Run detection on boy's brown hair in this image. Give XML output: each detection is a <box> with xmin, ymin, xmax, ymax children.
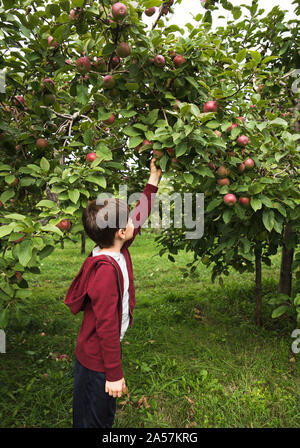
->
<box><xmin>82</xmin><ymin>197</ymin><xmax>130</xmax><ymax>249</ymax></box>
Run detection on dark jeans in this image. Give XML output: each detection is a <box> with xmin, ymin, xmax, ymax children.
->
<box><xmin>73</xmin><ymin>345</ymin><xmax>122</xmax><ymax>428</ymax></box>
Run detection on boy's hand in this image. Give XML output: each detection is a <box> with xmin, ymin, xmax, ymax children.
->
<box><xmin>105</xmin><ymin>377</ymin><xmax>127</xmax><ymax>398</ymax></box>
<box><xmin>148</xmin><ymin>157</ymin><xmax>162</xmax><ymax>187</ymax></box>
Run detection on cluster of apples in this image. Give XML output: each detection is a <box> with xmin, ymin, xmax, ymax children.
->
<box><xmin>204</xmin><ymin>106</ymin><xmax>254</xmax><ymax>208</ymax></box>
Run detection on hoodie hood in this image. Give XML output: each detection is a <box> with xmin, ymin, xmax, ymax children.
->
<box><xmin>64</xmin><ymin>250</ymin><xmax>122</xmax><ymax>315</ymax></box>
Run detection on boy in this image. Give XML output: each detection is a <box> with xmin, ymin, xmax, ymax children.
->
<box><xmin>64</xmin><ymin>158</ymin><xmax>161</xmax><ymax>428</ymax></box>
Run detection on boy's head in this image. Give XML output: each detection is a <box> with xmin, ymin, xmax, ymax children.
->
<box><xmin>82</xmin><ymin>197</ymin><xmax>134</xmax><ymax>249</ymax></box>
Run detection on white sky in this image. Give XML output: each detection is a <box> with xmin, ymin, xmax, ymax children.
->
<box><xmin>144</xmin><ymin>0</ymin><xmax>297</xmax><ymax>31</ymax></box>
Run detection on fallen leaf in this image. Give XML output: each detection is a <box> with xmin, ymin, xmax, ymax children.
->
<box><xmin>137</xmin><ymin>396</ymin><xmax>150</xmax><ymax>409</ymax></box>
<box><xmin>184</xmin><ymin>395</ymin><xmax>195</xmax><ymax>405</ymax></box>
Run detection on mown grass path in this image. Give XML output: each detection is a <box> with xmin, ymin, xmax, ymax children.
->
<box><xmin>0</xmin><ymin>231</ymin><xmax>299</xmax><ymax>428</ymax></box>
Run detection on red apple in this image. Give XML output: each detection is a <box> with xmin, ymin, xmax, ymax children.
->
<box><xmin>142</xmin><ymin>139</ymin><xmax>152</xmax><ymax>148</ymax></box>
<box><xmin>217</xmin><ymin>178</ymin><xmax>230</xmax><ymax>186</ymax></box>
<box><xmin>111</xmin><ymin>2</ymin><xmax>127</xmax><ymax>20</ymax></box>
<box><xmin>236</xmin><ymin>116</ymin><xmax>245</xmax><ymax>123</ymax></box>
<box><xmin>238</xmin><ymin>163</ymin><xmax>245</xmax><ymax>173</ymax></box>
<box><xmin>15</xmin><ymin>272</ymin><xmax>22</xmax><ymax>281</ymax></box>
<box><xmin>104</xmin><ymin>114</ymin><xmax>115</xmax><ymax>125</ymax></box>
<box><xmin>153</xmin><ymin>149</ymin><xmax>164</xmax><ymax>159</ymax></box>
<box><xmin>14</xmin><ymin>95</ymin><xmax>25</xmax><ymax>107</ymax></box>
<box><xmin>154</xmin><ymin>55</ymin><xmax>165</xmax><ymax>67</ymax></box>
<box><xmin>145</xmin><ymin>7</ymin><xmax>156</xmax><ymax>16</ymax></box>
<box><xmin>111</xmin><ymin>56</ymin><xmax>121</xmax><ymax>68</ymax></box>
<box><xmin>76</xmin><ymin>56</ymin><xmax>91</xmax><ymax>74</ymax></box>
<box><xmin>244</xmin><ymin>158</ymin><xmax>255</xmax><ymax>169</ymax></box>
<box><xmin>214</xmin><ymin>130</ymin><xmax>222</xmax><ymax>137</ymax></box>
<box><xmin>227</xmin><ymin>123</ymin><xmax>238</xmax><ymax>133</ymax></box>
<box><xmin>167</xmin><ymin>148</ymin><xmax>175</xmax><ymax>156</ymax></box>
<box><xmin>14</xmin><ymin>232</ymin><xmax>24</xmax><ymax>244</ymax></box>
<box><xmin>86</xmin><ymin>152</ymin><xmax>97</xmax><ymax>162</ymax></box>
<box><xmin>116</xmin><ymin>43</ymin><xmax>131</xmax><ymax>58</ymax></box>
<box><xmin>237</xmin><ymin>135</ymin><xmax>249</xmax><ymax>146</ymax></box>
<box><xmin>103</xmin><ymin>75</ymin><xmax>115</xmax><ymax>89</ymax></box>
<box><xmin>69</xmin><ymin>8</ymin><xmax>81</xmax><ymax>20</ymax></box>
<box><xmin>93</xmin><ymin>57</ymin><xmax>106</xmax><ymax>72</ymax></box>
<box><xmin>59</xmin><ymin>354</ymin><xmax>68</xmax><ymax>361</ymax></box>
<box><xmin>173</xmin><ymin>55</ymin><xmax>186</xmax><ymax>67</ymax></box>
<box><xmin>217</xmin><ymin>165</ymin><xmax>230</xmax><ymax>178</ymax></box>
<box><xmin>203</xmin><ymin>101</ymin><xmax>218</xmax><ymax>113</ymax></box>
<box><xmin>47</xmin><ymin>36</ymin><xmax>58</xmax><ymax>48</ymax></box>
<box><xmin>239</xmin><ymin>197</ymin><xmax>250</xmax><ymax>207</ymax></box>
<box><xmin>42</xmin><ymin>78</ymin><xmax>55</xmax><ymax>89</ymax></box>
<box><xmin>56</xmin><ymin>219</ymin><xmax>71</xmax><ymax>231</ymax></box>
<box><xmin>160</xmin><ymin>5</ymin><xmax>169</xmax><ymax>15</ymax></box>
<box><xmin>223</xmin><ymin>194</ymin><xmax>237</xmax><ymax>206</ymax></box>
<box><xmin>65</xmin><ymin>59</ymin><xmax>72</xmax><ymax>65</ymax></box>
<box><xmin>36</xmin><ymin>138</ymin><xmax>48</xmax><ymax>148</ymax></box>
<box><xmin>208</xmin><ymin>161</ymin><xmax>216</xmax><ymax>170</ymax></box>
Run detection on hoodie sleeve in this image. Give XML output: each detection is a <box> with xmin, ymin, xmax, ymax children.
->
<box><xmin>87</xmin><ymin>263</ymin><xmax>123</xmax><ymax>382</ymax></box>
<box><xmin>123</xmin><ymin>182</ymin><xmax>158</xmax><ymax>250</ymax></box>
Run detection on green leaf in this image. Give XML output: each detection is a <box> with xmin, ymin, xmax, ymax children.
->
<box><xmin>83</xmin><ymin>129</ymin><xmax>93</xmax><ymax>146</ymax></box>
<box><xmin>176</xmin><ymin>143</ymin><xmax>188</xmax><ymax>157</ymax></box>
<box><xmin>205</xmin><ymin>120</ymin><xmax>220</xmax><ymax>129</ymax></box>
<box><xmin>183</xmin><ymin>173</ymin><xmax>194</xmax><ymax>184</ymax></box>
<box><xmin>236</xmin><ymin>48</ymin><xmax>247</xmax><ymax>62</ymax></box>
<box><xmin>146</xmin><ymin>109</ymin><xmax>159</xmax><ymax>125</ymax></box>
<box><xmin>36</xmin><ymin>200</ymin><xmax>57</xmax><ymax>208</ymax></box>
<box><xmin>223</xmin><ymin>208</ymin><xmax>233</xmax><ymax>224</ymax></box>
<box><xmin>18</xmin><ymin>239</ymin><xmax>33</xmax><ymax>267</ymax></box>
<box><xmin>42</xmin><ymin>224</ymin><xmax>63</xmax><ymax>236</ymax></box>
<box><xmin>262</xmin><ymin>209</ymin><xmax>275</xmax><ymax>232</ymax></box>
<box><xmin>123</xmin><ymin>126</ymin><xmax>141</xmax><ymax>137</ymax></box>
<box><xmin>0</xmin><ymin>225</ymin><xmax>14</xmax><ymax>238</ymax></box>
<box><xmin>39</xmin><ymin>245</ymin><xmax>55</xmax><ymax>260</ymax></box>
<box><xmin>76</xmin><ymin>84</ymin><xmax>89</xmax><ymax>104</ymax></box>
<box><xmin>250</xmin><ymin>51</ymin><xmax>261</xmax><ymax>64</ymax></box>
<box><xmin>0</xmin><ymin>189</ymin><xmax>15</xmax><ymax>203</ymax></box>
<box><xmin>269</xmin><ymin>118</ymin><xmax>288</xmax><ymax>127</ymax></box>
<box><xmin>185</xmin><ymin>76</ymin><xmax>199</xmax><ymax>91</ymax></box>
<box><xmin>248</xmin><ymin>183</ymin><xmax>265</xmax><ymax>195</ymax></box>
<box><xmin>4</xmin><ymin>213</ymin><xmax>26</xmax><ymax>220</ymax></box>
<box><xmin>206</xmin><ymin>198</ymin><xmax>222</xmax><ymax>213</ymax></box>
<box><xmin>251</xmin><ymin>198</ymin><xmax>262</xmax><ymax>212</ymax></box>
<box><xmin>85</xmin><ymin>176</ymin><xmax>106</xmax><ymax>189</ymax></box>
<box><xmin>128</xmin><ymin>136</ymin><xmax>143</xmax><ymax>149</ymax></box>
<box><xmin>40</xmin><ymin>157</ymin><xmax>50</xmax><ymax>172</ymax></box>
<box><xmin>95</xmin><ymin>143</ymin><xmax>113</xmax><ymax>161</ymax></box>
<box><xmin>68</xmin><ymin>189</ymin><xmax>80</xmax><ymax>204</ymax></box>
<box><xmin>272</xmin><ymin>305</ymin><xmax>290</xmax><ymax>319</ymax></box>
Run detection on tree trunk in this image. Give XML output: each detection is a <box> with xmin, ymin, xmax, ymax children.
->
<box><xmin>255</xmin><ymin>246</ymin><xmax>263</xmax><ymax>327</ymax></box>
<box><xmin>279</xmin><ymin>224</ymin><xmax>295</xmax><ymax>297</ymax></box>
<box><xmin>81</xmin><ymin>232</ymin><xmax>86</xmax><ymax>255</ymax></box>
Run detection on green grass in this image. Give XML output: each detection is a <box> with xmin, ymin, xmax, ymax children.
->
<box><xmin>0</xmin><ymin>231</ymin><xmax>299</xmax><ymax>428</ymax></box>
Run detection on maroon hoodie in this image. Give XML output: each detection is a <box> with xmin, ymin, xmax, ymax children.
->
<box><xmin>64</xmin><ymin>183</ymin><xmax>158</xmax><ymax>382</ymax></box>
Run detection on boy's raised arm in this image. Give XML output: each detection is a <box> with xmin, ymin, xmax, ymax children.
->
<box><xmin>123</xmin><ymin>158</ymin><xmax>161</xmax><ymax>250</ymax></box>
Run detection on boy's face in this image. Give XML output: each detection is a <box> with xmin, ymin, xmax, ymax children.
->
<box><xmin>118</xmin><ymin>217</ymin><xmax>134</xmax><ymax>243</ymax></box>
